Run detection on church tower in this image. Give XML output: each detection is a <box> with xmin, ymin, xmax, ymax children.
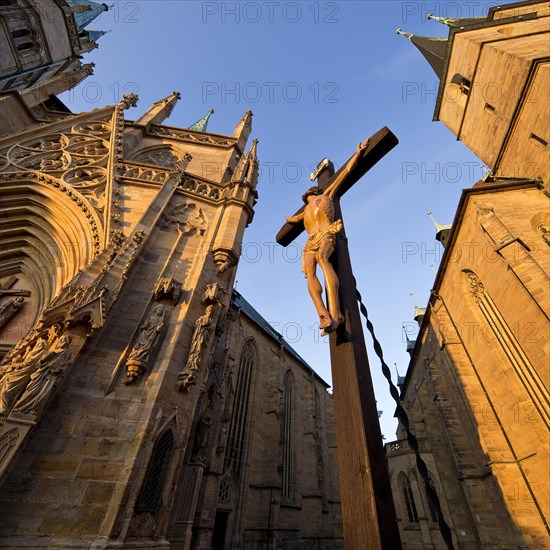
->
<box><xmin>399</xmin><ymin>1</ymin><xmax>549</xmax><ymax>186</ymax></box>
<box><xmin>0</xmin><ymin>86</ymin><xmax>260</xmax><ymax>548</ymax></box>
<box><xmin>390</xmin><ymin>2</ymin><xmax>549</xmax><ymax>548</ymax></box>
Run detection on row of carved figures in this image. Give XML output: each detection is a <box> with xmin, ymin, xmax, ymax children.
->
<box><xmin>0</xmin><ymin>275</ymin><xmax>226</xmax><ymax>420</ymax></box>
<box><xmin>0</xmin><ymin>325</ymin><xmax>72</xmax><ymax>417</ymax></box>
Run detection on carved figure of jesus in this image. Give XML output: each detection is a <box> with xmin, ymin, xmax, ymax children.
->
<box><xmin>285</xmin><ymin>138</ymin><xmax>370</xmax><ymax>334</ymax></box>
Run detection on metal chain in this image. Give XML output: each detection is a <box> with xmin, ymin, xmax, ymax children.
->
<box><xmin>355</xmin><ymin>285</ymin><xmax>455</xmax><ymax>550</ymax></box>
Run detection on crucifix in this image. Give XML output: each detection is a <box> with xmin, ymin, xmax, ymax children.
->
<box><xmin>0</xmin><ymin>276</ymin><xmax>31</xmax><ymax>300</ymax></box>
<box><xmin>277</xmin><ymin>127</ymin><xmax>401</xmax><ymax>549</ymax></box>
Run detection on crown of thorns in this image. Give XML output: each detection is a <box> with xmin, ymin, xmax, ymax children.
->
<box><xmin>302</xmin><ymin>186</ymin><xmax>324</xmax><ymax>203</ymax></box>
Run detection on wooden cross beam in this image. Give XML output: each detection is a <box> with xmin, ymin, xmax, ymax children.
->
<box><xmin>277</xmin><ymin>127</ymin><xmax>398</xmax><ymax>245</ymax></box>
<box><xmin>0</xmin><ymin>276</ymin><xmax>31</xmax><ymax>299</ymax></box>
<box><xmin>276</xmin><ymin>126</ymin><xmax>401</xmax><ymax>549</ymax></box>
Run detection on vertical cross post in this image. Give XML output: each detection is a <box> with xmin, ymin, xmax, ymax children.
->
<box><xmin>319</xmin><ymin>166</ymin><xmax>400</xmax><ymax>549</ymax></box>
<box><xmin>276</xmin><ymin>127</ymin><xmax>401</xmax><ymax>548</ymax></box>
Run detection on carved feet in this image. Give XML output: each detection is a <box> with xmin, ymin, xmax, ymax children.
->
<box><xmin>319</xmin><ymin>314</ymin><xmax>344</xmax><ymax>336</ymax></box>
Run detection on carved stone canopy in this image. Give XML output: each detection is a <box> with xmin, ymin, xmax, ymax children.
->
<box><xmin>153</xmin><ymin>277</ymin><xmax>182</xmax><ymax>305</ymax></box>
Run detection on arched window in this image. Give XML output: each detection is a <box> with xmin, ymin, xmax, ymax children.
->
<box><xmin>12</xmin><ymin>28</ymin><xmax>39</xmax><ymax>52</ymax></box>
<box><xmin>12</xmin><ymin>29</ymin><xmax>32</xmax><ymax>39</ymax></box>
<box><xmin>223</xmin><ymin>341</ymin><xmax>255</xmax><ymax>481</ymax></box>
<box><xmin>133</xmin><ymin>147</ymin><xmax>179</xmax><ymax>167</ymax></box>
<box><xmin>282</xmin><ymin>370</ymin><xmax>294</xmax><ymax>499</ymax></box>
<box><xmin>425</xmin><ymin>473</ymin><xmax>439</xmax><ymax>524</ymax></box>
<box><xmin>135</xmin><ymin>429</ymin><xmax>174</xmax><ymax>513</ymax></box>
<box><xmin>218</xmin><ymin>477</ymin><xmax>233</xmax><ymax>505</ymax></box>
<box><xmin>400</xmin><ymin>472</ymin><xmax>419</xmax><ymax>525</ymax></box>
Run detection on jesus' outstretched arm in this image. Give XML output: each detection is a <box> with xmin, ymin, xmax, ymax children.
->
<box><xmin>325</xmin><ymin>138</ymin><xmax>370</xmax><ymax>199</ymax></box>
<box><xmin>285</xmin><ymin>211</ymin><xmax>305</xmax><ymax>224</ymax></box>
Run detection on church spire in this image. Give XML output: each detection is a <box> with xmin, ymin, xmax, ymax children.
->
<box><xmin>135</xmin><ymin>91</ymin><xmax>181</xmax><ymax>126</ymax></box>
<box><xmin>232</xmin><ymin>139</ymin><xmax>259</xmax><ymax>189</ymax></box>
<box><xmin>428</xmin><ymin>211</ymin><xmax>452</xmax><ymax>248</ymax></box>
<box><xmin>67</xmin><ymin>0</ymin><xmax>109</xmax><ymax>32</ymax></box>
<box><xmin>233</xmin><ymin>110</ymin><xmax>253</xmax><ymax>152</ymax></box>
<box><xmin>396</xmin><ymin>28</ymin><xmax>448</xmax><ymax>79</ymax></box>
<box><xmin>245</xmin><ymin>139</ymin><xmax>259</xmax><ymax>188</ymax></box>
<box><xmin>188</xmin><ymin>108</ymin><xmax>215</xmax><ymax>132</ymax></box>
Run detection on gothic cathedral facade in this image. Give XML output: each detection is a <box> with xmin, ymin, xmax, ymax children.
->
<box><xmin>0</xmin><ymin>3</ymin><xmax>343</xmax><ymax>549</ymax></box>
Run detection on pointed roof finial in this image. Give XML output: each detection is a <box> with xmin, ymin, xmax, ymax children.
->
<box><xmin>86</xmin><ymin>29</ymin><xmax>109</xmax><ymax>43</ymax></box>
<box><xmin>427</xmin><ymin>13</ymin><xmax>456</xmax><ymax>26</ymax></box>
<box><xmin>233</xmin><ymin>110</ymin><xmax>253</xmax><ymax>151</ymax></box>
<box><xmin>396</xmin><ymin>28</ymin><xmax>448</xmax><ymax>79</ymax></box>
<box><xmin>67</xmin><ymin>0</ymin><xmax>109</xmax><ymax>32</ymax></box>
<box><xmin>395</xmin><ymin>362</ymin><xmax>408</xmax><ymax>387</ymax></box>
<box><xmin>188</xmin><ymin>108</ymin><xmax>215</xmax><ymax>132</ymax></box>
<box><xmin>232</xmin><ymin>139</ymin><xmax>259</xmax><ymax>188</ymax></box>
<box><xmin>135</xmin><ymin>91</ymin><xmax>181</xmax><ymax>126</ymax></box>
<box><xmin>427</xmin><ymin>12</ymin><xmax>486</xmax><ymax>28</ymax></box>
<box><xmin>396</xmin><ymin>28</ymin><xmax>414</xmax><ymax>40</ymax></box>
<box><xmin>154</xmin><ymin>91</ymin><xmax>181</xmax><ymax>105</ymax></box>
<box><xmin>428</xmin><ymin>211</ymin><xmax>452</xmax><ymax>248</ymax></box>
<box><xmin>248</xmin><ymin>138</ymin><xmax>258</xmax><ymax>157</ymax></box>
<box><xmin>409</xmin><ymin>292</ymin><xmax>426</xmax><ymax>326</ymax></box>
<box><xmin>427</xmin><ymin>211</ymin><xmax>451</xmax><ymax>233</ymax></box>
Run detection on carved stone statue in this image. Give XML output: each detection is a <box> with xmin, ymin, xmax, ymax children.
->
<box><xmin>0</xmin><ymin>296</ymin><xmax>25</xmax><ymax>329</ymax></box>
<box><xmin>13</xmin><ymin>335</ymin><xmax>73</xmax><ymax>415</ymax></box>
<box><xmin>285</xmin><ymin>139</ymin><xmax>370</xmax><ymax>334</ymax></box>
<box><xmin>187</xmin><ymin>305</ymin><xmax>214</xmax><ymax>367</ymax></box>
<box><xmin>202</xmin><ymin>283</ymin><xmax>224</xmax><ymax>306</ymax></box>
<box><xmin>0</xmin><ymin>337</ymin><xmax>48</xmax><ymax>416</ymax></box>
<box><xmin>192</xmin><ymin>413</ymin><xmax>212</xmax><ymax>463</ymax></box>
<box><xmin>176</xmin><ymin>305</ymin><xmax>215</xmax><ymax>392</ymax></box>
<box><xmin>125</xmin><ymin>305</ymin><xmax>165</xmax><ymax>384</ymax></box>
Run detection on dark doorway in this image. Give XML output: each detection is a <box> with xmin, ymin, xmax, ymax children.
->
<box><xmin>211</xmin><ymin>510</ymin><xmax>229</xmax><ymax>549</ymax></box>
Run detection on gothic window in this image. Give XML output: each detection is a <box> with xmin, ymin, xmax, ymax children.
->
<box><xmin>450</xmin><ymin>73</ymin><xmax>471</xmax><ymax>95</ymax></box>
<box><xmin>282</xmin><ymin>370</ymin><xmax>294</xmax><ymax>499</ymax></box>
<box><xmin>12</xmin><ymin>29</ymin><xmax>31</xmax><ymax>39</ymax></box>
<box><xmin>218</xmin><ymin>477</ymin><xmax>233</xmax><ymax>505</ymax></box>
<box><xmin>12</xmin><ymin>28</ymin><xmax>39</xmax><ymax>53</ymax></box>
<box><xmin>223</xmin><ymin>340</ymin><xmax>255</xmax><ymax>481</ymax></box>
<box><xmin>425</xmin><ymin>473</ymin><xmax>439</xmax><ymax>524</ymax></box>
<box><xmin>134</xmin><ymin>148</ymin><xmax>179</xmax><ymax>167</ymax></box>
<box><xmin>135</xmin><ymin>428</ymin><xmax>174</xmax><ymax>513</ymax></box>
<box><xmin>400</xmin><ymin>472</ymin><xmax>419</xmax><ymax>525</ymax></box>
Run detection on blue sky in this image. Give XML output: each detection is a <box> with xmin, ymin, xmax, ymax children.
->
<box><xmin>62</xmin><ymin>0</ymin><xmax>497</xmax><ymax>438</ymax></box>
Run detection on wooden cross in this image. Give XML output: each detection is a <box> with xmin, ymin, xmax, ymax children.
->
<box><xmin>0</xmin><ymin>276</ymin><xmax>31</xmax><ymax>299</ymax></box>
<box><xmin>277</xmin><ymin>127</ymin><xmax>401</xmax><ymax>549</ymax></box>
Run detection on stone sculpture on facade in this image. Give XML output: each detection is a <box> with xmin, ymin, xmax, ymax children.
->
<box><xmin>285</xmin><ymin>139</ymin><xmax>370</xmax><ymax>334</ymax></box>
<box><xmin>176</xmin><ymin>305</ymin><xmax>215</xmax><ymax>392</ymax></box>
<box><xmin>192</xmin><ymin>412</ymin><xmax>212</xmax><ymax>463</ymax></box>
<box><xmin>13</xmin><ymin>335</ymin><xmax>73</xmax><ymax>415</ymax></box>
<box><xmin>0</xmin><ymin>278</ymin><xmax>31</xmax><ymax>331</ymax></box>
<box><xmin>0</xmin><ymin>337</ymin><xmax>48</xmax><ymax>415</ymax></box>
<box><xmin>125</xmin><ymin>305</ymin><xmax>165</xmax><ymax>384</ymax></box>
<box><xmin>0</xmin><ymin>296</ymin><xmax>25</xmax><ymax>330</ymax></box>
<box><xmin>153</xmin><ymin>277</ymin><xmax>182</xmax><ymax>305</ymax></box>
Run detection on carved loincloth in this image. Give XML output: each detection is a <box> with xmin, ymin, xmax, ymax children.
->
<box><xmin>302</xmin><ymin>219</ymin><xmax>343</xmax><ymax>274</ymax></box>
